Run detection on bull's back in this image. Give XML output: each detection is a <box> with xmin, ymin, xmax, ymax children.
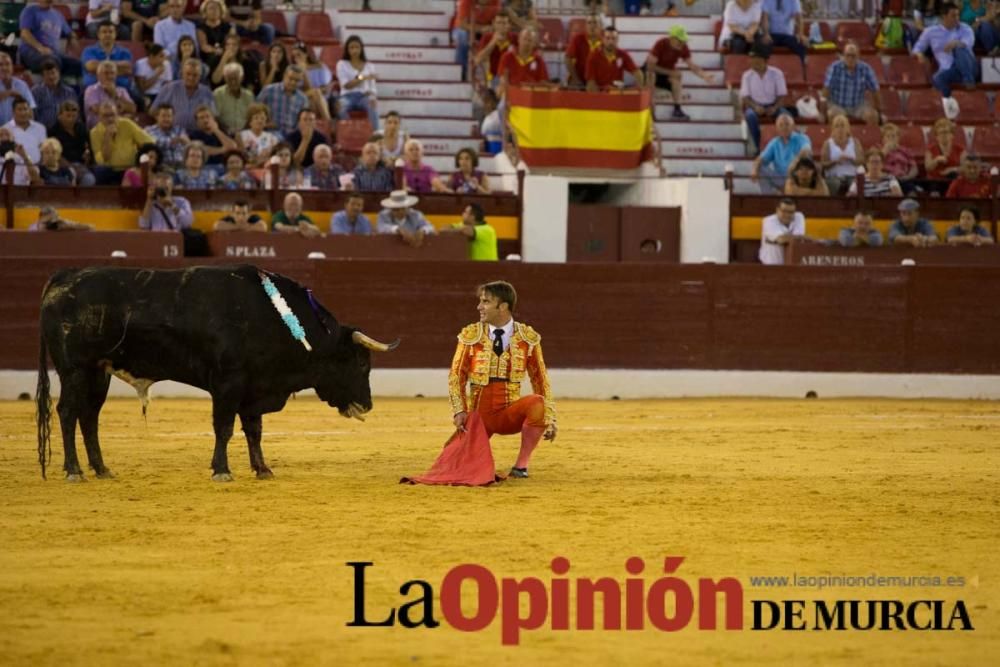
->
<box><xmin>40</xmin><ymin>266</ymin><xmax>262</xmax><ymax>379</ymax></box>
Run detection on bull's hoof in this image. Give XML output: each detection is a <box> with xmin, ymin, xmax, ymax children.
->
<box><xmin>95</xmin><ymin>469</ymin><xmax>115</xmax><ymax>480</ymax></box>
<box><xmin>211</xmin><ymin>472</ymin><xmax>234</xmax><ymax>482</ymax></box>
<box><xmin>256</xmin><ymin>469</ymin><xmax>274</xmax><ymax>480</ymax></box>
<box><xmin>65</xmin><ymin>473</ymin><xmax>86</xmax><ymax>483</ymax></box>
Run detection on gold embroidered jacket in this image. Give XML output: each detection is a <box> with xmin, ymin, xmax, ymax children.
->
<box><xmin>448</xmin><ymin>321</ymin><xmax>556</xmax><ymax>426</ymax></box>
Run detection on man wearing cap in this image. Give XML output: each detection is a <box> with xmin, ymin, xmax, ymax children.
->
<box><xmin>376</xmin><ymin>189</ymin><xmax>436</xmax><ymax>248</ymax></box>
<box><xmin>820</xmin><ymin>42</ymin><xmax>881</xmax><ymax>126</ymax></box>
<box><xmin>945</xmin><ymin>154</ymin><xmax>994</xmax><ymax>198</ymax></box>
<box><xmin>740</xmin><ymin>48</ymin><xmax>795</xmax><ymax>154</ymax></box>
<box><xmin>889</xmin><ymin>198</ymin><xmax>939</xmax><ymax>247</ymax></box>
<box><xmin>645</xmin><ymin>24</ymin><xmax>716</xmax><ymax>121</ymax></box>
<box><xmin>448</xmin><ymin>280</ymin><xmax>556</xmax><ymax>479</ymax></box>
<box><xmin>586</xmin><ymin>26</ymin><xmax>644</xmax><ymax>91</ymax></box>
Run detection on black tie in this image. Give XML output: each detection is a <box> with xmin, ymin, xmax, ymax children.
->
<box><xmin>492</xmin><ymin>329</ymin><xmax>505</xmax><ymax>356</ymax></box>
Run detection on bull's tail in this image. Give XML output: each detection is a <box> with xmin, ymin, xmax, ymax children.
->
<box><xmin>36</xmin><ymin>327</ymin><xmax>52</xmax><ymax>480</ymax></box>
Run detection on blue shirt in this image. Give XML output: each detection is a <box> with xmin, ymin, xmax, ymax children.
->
<box><xmin>762</xmin><ymin>0</ymin><xmax>801</xmax><ymax>36</ymax></box>
<box><xmin>151</xmin><ymin>81</ymin><xmax>217</xmax><ymax>133</ymax></box>
<box><xmin>0</xmin><ymin>78</ymin><xmax>36</xmax><ymax>126</ymax></box>
<box><xmin>330</xmin><ymin>210</ymin><xmax>373</xmax><ymax>235</ymax></box>
<box><xmin>760</xmin><ymin>131</ymin><xmax>811</xmax><ymax>177</ymax></box>
<box><xmin>351</xmin><ymin>164</ymin><xmax>395</xmax><ymax>192</ymax></box>
<box><xmin>153</xmin><ymin>18</ymin><xmax>197</xmax><ymax>58</ymax></box>
<box><xmin>18</xmin><ymin>6</ymin><xmax>71</xmax><ymax>53</ymax></box>
<box><xmin>912</xmin><ymin>22</ymin><xmax>975</xmax><ymax>70</ymax></box>
<box><xmin>824</xmin><ymin>60</ymin><xmax>879</xmax><ymax>110</ymax></box>
<box><xmin>946</xmin><ymin>224</ymin><xmax>992</xmax><ymax>239</ymax></box>
<box><xmin>81</xmin><ymin>44</ymin><xmax>134</xmax><ymax>88</ymax></box>
<box><xmin>838</xmin><ymin>228</ymin><xmax>884</xmax><ymax>247</ymax></box>
<box><xmin>888</xmin><ymin>217</ymin><xmax>937</xmax><ymax>242</ymax></box>
<box><xmin>376</xmin><ymin>209</ymin><xmax>435</xmax><ymax>236</ymax></box>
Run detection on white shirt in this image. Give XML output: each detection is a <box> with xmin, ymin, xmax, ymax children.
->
<box><xmin>336</xmin><ymin>60</ymin><xmax>377</xmax><ymax>97</ymax></box>
<box><xmin>720</xmin><ymin>0</ymin><xmax>763</xmax><ymax>44</ymax></box>
<box><xmin>135</xmin><ymin>57</ymin><xmax>174</xmax><ymax>97</ymax></box>
<box><xmin>3</xmin><ymin>119</ymin><xmax>46</xmax><ymax>164</ymax></box>
<box><xmin>759</xmin><ymin>212</ymin><xmax>805</xmax><ymax>265</ymax></box>
<box><xmin>488</xmin><ymin>319</ymin><xmax>515</xmax><ymax>353</ymax></box>
<box><xmin>0</xmin><ymin>153</ymin><xmax>33</xmax><ymax>185</ymax></box>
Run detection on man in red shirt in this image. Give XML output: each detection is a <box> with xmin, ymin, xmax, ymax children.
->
<box><xmin>646</xmin><ymin>24</ymin><xmax>716</xmax><ymax>120</ymax></box>
<box><xmin>498</xmin><ymin>26</ymin><xmax>553</xmax><ymax>97</ymax></box>
<box><xmin>585</xmin><ymin>26</ymin><xmax>644</xmax><ymax>91</ymax></box>
<box><xmin>474</xmin><ymin>13</ymin><xmax>517</xmax><ymax>87</ymax></box>
<box><xmin>564</xmin><ymin>13</ymin><xmax>602</xmax><ymax>88</ymax></box>
<box><xmin>454</xmin><ymin>0</ymin><xmax>502</xmax><ymax>80</ymax></box>
<box><xmin>946</xmin><ymin>154</ymin><xmax>994</xmax><ymax>198</ymax></box>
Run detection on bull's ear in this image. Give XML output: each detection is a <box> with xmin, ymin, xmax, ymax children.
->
<box><xmin>352</xmin><ymin>331</ymin><xmax>399</xmax><ymax>352</ymax></box>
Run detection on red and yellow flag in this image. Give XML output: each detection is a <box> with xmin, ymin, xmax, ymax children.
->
<box><xmin>507</xmin><ymin>88</ymin><xmax>654</xmax><ymax>169</ymax></box>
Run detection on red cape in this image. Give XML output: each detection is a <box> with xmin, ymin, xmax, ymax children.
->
<box><xmin>401</xmin><ymin>412</ymin><xmax>503</xmax><ymax>486</ymax></box>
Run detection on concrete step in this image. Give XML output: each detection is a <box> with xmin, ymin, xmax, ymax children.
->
<box><xmin>379</xmin><ymin>98</ymin><xmax>473</xmax><ymax>118</ymax></box>
<box><xmin>373</xmin><ymin>61</ymin><xmax>461</xmax><ymax>81</ymax></box>
<box><xmin>424</xmin><ymin>154</ymin><xmax>497</xmax><ymax>172</ymax></box>
<box><xmin>655</xmin><ymin>122</ymin><xmax>743</xmax><ymax>140</ymax></box>
<box><xmin>619</xmin><ymin>33</ymin><xmax>716</xmax><ymax>52</ymax></box>
<box><xmin>402</xmin><ymin>117</ymin><xmax>476</xmax><ymax>137</ymax></box>
<box><xmin>732</xmin><ymin>176</ymin><xmax>760</xmax><ymax>194</ymax></box>
<box><xmin>352</xmin><ymin>27</ymin><xmax>451</xmax><ymax>46</ymax></box>
<box><xmin>338</xmin><ymin>10</ymin><xmax>451</xmax><ymax>30</ymax></box>
<box><xmin>653</xmin><ymin>104</ymin><xmax>734</xmax><ymax>121</ymax></box>
<box><xmin>661</xmin><ymin>140</ymin><xmax>748</xmax><ymax>158</ymax></box>
<box><xmin>663</xmin><ymin>157</ymin><xmax>753</xmax><ymax>176</ymax></box>
<box><xmin>615</xmin><ymin>16</ymin><xmax>716</xmax><ymax>33</ymax></box>
<box><xmin>418</xmin><ymin>136</ymin><xmax>483</xmax><ymax>155</ymax></box>
<box><xmin>366</xmin><ymin>45</ymin><xmax>455</xmax><ymax>64</ymax></box>
<box><xmin>657</xmin><ymin>87</ymin><xmax>732</xmax><ymax>104</ymax></box>
<box><xmin>331</xmin><ymin>0</ymin><xmax>454</xmax><ymax>12</ymax></box>
<box><xmin>379</xmin><ymin>80</ymin><xmax>472</xmax><ymax>99</ymax></box>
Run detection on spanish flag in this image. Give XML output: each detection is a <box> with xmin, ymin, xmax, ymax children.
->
<box><xmin>507</xmin><ymin>88</ymin><xmax>654</xmax><ymax>169</ymax></box>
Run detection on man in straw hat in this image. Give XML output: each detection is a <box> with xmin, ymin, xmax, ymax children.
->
<box><xmin>376</xmin><ymin>189</ymin><xmax>436</xmax><ymax>248</ymax></box>
<box><xmin>645</xmin><ymin>24</ymin><xmax>716</xmax><ymax>121</ymax></box>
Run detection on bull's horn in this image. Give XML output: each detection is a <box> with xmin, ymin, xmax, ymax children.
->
<box><xmin>352</xmin><ymin>331</ymin><xmax>399</xmax><ymax>352</ymax></box>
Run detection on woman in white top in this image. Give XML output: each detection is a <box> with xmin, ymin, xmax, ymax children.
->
<box><xmin>379</xmin><ymin>110</ymin><xmax>407</xmax><ymax>166</ymax></box>
<box><xmin>821</xmin><ymin>114</ymin><xmax>863</xmax><ymax>196</ymax></box>
<box><xmin>336</xmin><ymin>35</ymin><xmax>379</xmax><ymax>131</ymax></box>
<box><xmin>237</xmin><ymin>103</ymin><xmax>281</xmax><ymax>168</ymax></box>
<box><xmin>719</xmin><ymin>0</ymin><xmax>763</xmax><ymax>54</ymax></box>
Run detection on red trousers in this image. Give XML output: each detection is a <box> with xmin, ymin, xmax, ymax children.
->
<box><xmin>476</xmin><ymin>381</ymin><xmax>546</xmax><ymax>436</ymax></box>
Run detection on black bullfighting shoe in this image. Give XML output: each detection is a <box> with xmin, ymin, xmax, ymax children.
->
<box><xmin>509</xmin><ymin>467</ymin><xmax>529</xmax><ymax>478</ymax></box>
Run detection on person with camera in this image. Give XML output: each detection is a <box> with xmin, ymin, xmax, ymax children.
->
<box><xmin>0</xmin><ymin>125</ymin><xmax>42</xmax><ymax>185</ymax></box>
<box><xmin>139</xmin><ymin>167</ymin><xmax>193</xmax><ymax>231</ymax></box>
<box><xmin>31</xmin><ymin>205</ymin><xmax>94</xmax><ymax>231</ymax></box>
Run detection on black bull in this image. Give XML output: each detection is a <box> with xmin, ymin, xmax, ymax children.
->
<box><xmin>36</xmin><ymin>265</ymin><xmax>397</xmax><ymax>481</ymax></box>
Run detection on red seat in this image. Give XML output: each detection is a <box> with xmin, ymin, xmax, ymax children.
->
<box><xmin>886</xmin><ymin>56</ymin><xmax>929</xmax><ymax>87</ymax></box>
<box><xmin>972</xmin><ymin>126</ymin><xmax>1000</xmax><ymax>158</ymax></box>
<box><xmin>261</xmin><ymin>10</ymin><xmax>290</xmax><ymax>38</ymax></box>
<box><xmin>803</xmin><ymin>124</ymin><xmax>830</xmax><ymax>149</ymax></box>
<box><xmin>896</xmin><ymin>124</ymin><xmax>927</xmax><ymax>152</ymax></box>
<box><xmin>905</xmin><ymin>88</ymin><xmax>945</xmax><ymax>123</ymax></box>
<box><xmin>120</xmin><ymin>40</ymin><xmax>146</xmax><ymax>61</ymax></box>
<box><xmin>295</xmin><ymin>11</ymin><xmax>338</xmax><ymax>46</ymax></box>
<box><xmin>319</xmin><ymin>43</ymin><xmax>343</xmax><ymax>73</ymax></box>
<box><xmin>949</xmin><ymin>90</ymin><xmax>992</xmax><ymax>123</ymax></box>
<box><xmin>537</xmin><ymin>17</ymin><xmax>564</xmax><ymax>49</ymax></box>
<box><xmin>724</xmin><ymin>54</ymin><xmax>749</xmax><ymax>87</ymax></box>
<box><xmin>853</xmin><ymin>124</ymin><xmax>881</xmax><ymax>150</ymax></box>
<box><xmin>336</xmin><ymin>119</ymin><xmax>373</xmax><ymax>154</ymax></box>
<box><xmin>805</xmin><ymin>21</ymin><xmax>834</xmax><ymax>43</ymax></box>
<box><xmin>836</xmin><ymin>22</ymin><xmax>875</xmax><ymax>51</ymax></box>
<box><xmin>770</xmin><ymin>54</ymin><xmax>805</xmax><ymax>86</ymax></box>
<box><xmin>881</xmin><ymin>88</ymin><xmax>904</xmax><ymax>121</ymax></box>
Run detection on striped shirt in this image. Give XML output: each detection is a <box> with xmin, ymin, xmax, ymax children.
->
<box><xmin>256</xmin><ymin>83</ymin><xmax>309</xmax><ymax>138</ymax></box>
<box><xmin>352</xmin><ymin>164</ymin><xmax>395</xmax><ymax>192</ymax></box>
<box><xmin>823</xmin><ymin>60</ymin><xmax>879</xmax><ymax>110</ymax></box>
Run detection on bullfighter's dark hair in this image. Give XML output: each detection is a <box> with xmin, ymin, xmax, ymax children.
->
<box><xmin>479</xmin><ymin>281</ymin><xmax>517</xmax><ymax>313</ymax></box>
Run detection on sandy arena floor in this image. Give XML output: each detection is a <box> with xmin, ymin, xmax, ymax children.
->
<box><xmin>0</xmin><ymin>396</ymin><xmax>997</xmax><ymax>666</ymax></box>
